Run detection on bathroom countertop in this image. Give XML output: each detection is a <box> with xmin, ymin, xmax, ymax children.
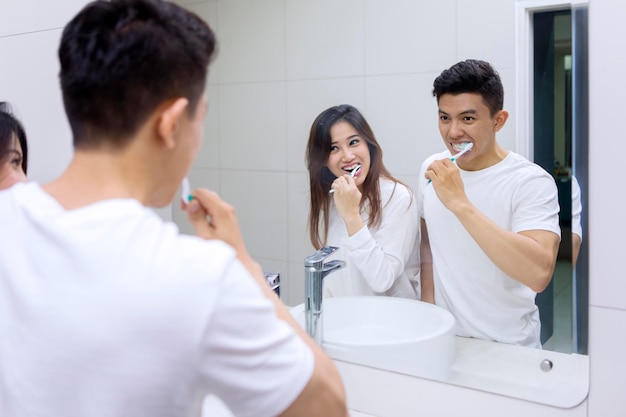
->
<box><xmin>446</xmin><ymin>336</ymin><xmax>589</xmax><ymax>408</ymax></box>
<box><xmin>334</xmin><ymin>336</ymin><xmax>589</xmax><ymax>416</ymax></box>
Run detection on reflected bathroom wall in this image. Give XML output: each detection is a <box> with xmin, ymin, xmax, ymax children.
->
<box><xmin>173</xmin><ymin>0</ymin><xmax>518</xmax><ymax>305</ymax></box>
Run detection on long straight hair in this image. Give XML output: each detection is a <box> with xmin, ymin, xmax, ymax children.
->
<box><xmin>305</xmin><ymin>104</ymin><xmax>403</xmax><ymax>249</ymax></box>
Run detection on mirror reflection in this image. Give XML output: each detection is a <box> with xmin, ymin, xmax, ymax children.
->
<box><xmin>172</xmin><ymin>0</ymin><xmax>589</xmax><ymax>403</ymax></box>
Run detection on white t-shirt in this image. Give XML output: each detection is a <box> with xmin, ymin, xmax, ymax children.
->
<box><xmin>323</xmin><ymin>178</ymin><xmax>420</xmax><ymax>299</ymax></box>
<box><xmin>418</xmin><ymin>151</ymin><xmax>561</xmax><ymax>348</ymax></box>
<box><xmin>0</xmin><ymin>183</ymin><xmax>313</xmax><ymax>417</ymax></box>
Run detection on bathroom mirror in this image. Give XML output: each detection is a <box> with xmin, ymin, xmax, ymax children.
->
<box><xmin>171</xmin><ymin>0</ymin><xmax>589</xmax><ymax>404</ymax></box>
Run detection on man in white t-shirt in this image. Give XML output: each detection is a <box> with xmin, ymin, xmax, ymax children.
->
<box><xmin>0</xmin><ymin>1</ymin><xmax>347</xmax><ymax>416</ymax></box>
<box><xmin>418</xmin><ymin>59</ymin><xmax>561</xmax><ymax>348</ymax></box>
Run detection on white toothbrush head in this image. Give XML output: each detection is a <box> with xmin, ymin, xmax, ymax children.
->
<box><xmin>329</xmin><ymin>163</ymin><xmax>362</xmax><ymax>193</ymax></box>
<box><xmin>181</xmin><ymin>177</ymin><xmax>191</xmax><ymax>204</ymax></box>
<box><xmin>350</xmin><ymin>163</ymin><xmax>362</xmax><ymax>177</ymax></box>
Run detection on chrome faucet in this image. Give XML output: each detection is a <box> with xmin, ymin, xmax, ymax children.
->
<box><xmin>304</xmin><ymin>246</ymin><xmax>346</xmax><ymax>344</ymax></box>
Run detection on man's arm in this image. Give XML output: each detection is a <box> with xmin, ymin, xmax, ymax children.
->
<box><xmin>426</xmin><ymin>158</ymin><xmax>559</xmax><ymax>293</ymax></box>
<box><xmin>453</xmin><ymin>205</ymin><xmax>559</xmax><ymax>292</ymax></box>
<box><xmin>420</xmin><ymin>218</ymin><xmax>435</xmax><ymax>303</ymax></box>
<box><xmin>572</xmin><ymin>232</ymin><xmax>582</xmax><ymax>266</ymax></box>
<box><xmin>187</xmin><ymin>189</ymin><xmax>348</xmax><ymax>417</ymax></box>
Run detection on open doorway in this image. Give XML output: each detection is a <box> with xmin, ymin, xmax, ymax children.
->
<box><xmin>530</xmin><ymin>5</ymin><xmax>588</xmax><ymax>354</ymax></box>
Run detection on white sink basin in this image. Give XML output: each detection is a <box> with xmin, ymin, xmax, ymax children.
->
<box><xmin>290</xmin><ymin>296</ymin><xmax>456</xmax><ymax>380</ymax></box>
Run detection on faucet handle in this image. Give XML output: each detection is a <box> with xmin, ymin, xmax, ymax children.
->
<box><xmin>263</xmin><ymin>271</ymin><xmax>280</xmax><ymax>297</ymax></box>
<box><xmin>304</xmin><ymin>246</ymin><xmax>339</xmax><ymax>267</ymax></box>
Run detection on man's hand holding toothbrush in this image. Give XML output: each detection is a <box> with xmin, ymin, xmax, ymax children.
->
<box><xmin>425</xmin><ymin>158</ymin><xmax>469</xmax><ymax>214</ymax></box>
<box><xmin>185</xmin><ymin>188</ymin><xmax>263</xmax><ymax>280</ymax></box>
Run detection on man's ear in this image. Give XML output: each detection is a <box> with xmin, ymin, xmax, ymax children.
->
<box><xmin>493</xmin><ymin>110</ymin><xmax>509</xmax><ymax>132</ymax></box>
<box><xmin>156</xmin><ymin>98</ymin><xmax>189</xmax><ymax>149</ymax></box>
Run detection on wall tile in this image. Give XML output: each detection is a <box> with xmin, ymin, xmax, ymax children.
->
<box><xmin>287</xmin><ymin>172</ymin><xmax>315</xmax><ymax>263</ymax></box>
<box><xmin>286</xmin><ymin>0</ymin><xmax>365</xmax><ymax>80</ymax></box>
<box><xmin>588</xmin><ymin>306</ymin><xmax>626</xmax><ymax>416</ymax></box>
<box><xmin>219</xmin><ymin>170</ymin><xmax>288</xmax><ymax>261</ymax></box>
<box><xmin>394</xmin><ymin>174</ymin><xmax>421</xmax><ymax>199</ymax></box>
<box><xmin>587</xmin><ymin>1</ymin><xmax>626</xmax><ymax>413</ymax></box>
<box><xmin>286</xmin><ymin>78</ymin><xmax>366</xmax><ymax>172</ymax></box>
<box><xmin>287</xmin><ymin>260</ymin><xmax>306</xmax><ymax>307</ymax></box>
<box><xmin>496</xmin><ymin>66</ymin><xmax>517</xmax><ymax>153</ymax></box>
<box><xmin>218</xmin><ymin>82</ymin><xmax>287</xmax><ymax>171</ymax></box>
<box><xmin>216</xmin><ymin>0</ymin><xmax>285</xmax><ymax>83</ymax></box>
<box><xmin>151</xmin><ymin>205</ymin><xmax>173</xmax><ymax>223</ymax></box>
<box><xmin>364</xmin><ymin>0</ymin><xmax>456</xmax><ymax>75</ymax></box>
<box><xmin>0</xmin><ymin>0</ymin><xmax>87</xmax><ymax>37</ymax></box>
<box><xmin>365</xmin><ymin>73</ymin><xmax>442</xmax><ymax>177</ymax></box>
<box><xmin>196</xmin><ymin>86</ymin><xmax>220</xmax><ymax>169</ymax></box>
<box><xmin>588</xmin><ymin>0</ymin><xmax>626</xmax><ymax>312</ymax></box>
<box><xmin>185</xmin><ymin>1</ymin><xmax>220</xmax><ymax>86</ymax></box>
<box><xmin>456</xmin><ymin>0</ymin><xmax>516</xmax><ymax>69</ymax></box>
<box><xmin>0</xmin><ymin>30</ymin><xmax>72</xmax><ymax>184</ymax></box>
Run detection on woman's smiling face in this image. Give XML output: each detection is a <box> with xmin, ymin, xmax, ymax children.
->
<box><xmin>326</xmin><ymin>120</ymin><xmax>370</xmax><ymax>190</ymax></box>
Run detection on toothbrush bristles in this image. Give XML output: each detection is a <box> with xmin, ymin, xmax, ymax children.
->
<box><xmin>329</xmin><ymin>163</ymin><xmax>362</xmax><ymax>193</ymax></box>
<box><xmin>181</xmin><ymin>177</ymin><xmax>191</xmax><ymax>204</ymax></box>
<box><xmin>451</xmin><ymin>143</ymin><xmax>473</xmax><ymax>160</ymax></box>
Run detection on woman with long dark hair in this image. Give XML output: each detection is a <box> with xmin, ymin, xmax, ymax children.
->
<box><xmin>306</xmin><ymin>104</ymin><xmax>419</xmax><ymax>298</ymax></box>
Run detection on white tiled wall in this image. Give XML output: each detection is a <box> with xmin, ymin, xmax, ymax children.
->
<box><xmin>588</xmin><ymin>0</ymin><xmax>626</xmax><ymax>416</ymax></box>
<box><xmin>364</xmin><ymin>0</ymin><xmax>456</xmax><ymax>75</ymax></box>
<box><xmin>285</xmin><ymin>0</ymin><xmax>365</xmax><ymax>80</ymax></box>
<box><xmin>186</xmin><ymin>0</ymin><xmax>519</xmax><ymax>307</ymax></box>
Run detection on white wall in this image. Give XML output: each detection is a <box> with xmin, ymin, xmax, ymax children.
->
<box><xmin>2</xmin><ymin>0</ymin><xmax>624</xmax><ymax>415</ymax></box>
<box><xmin>587</xmin><ymin>0</ymin><xmax>626</xmax><ymax>415</ymax></box>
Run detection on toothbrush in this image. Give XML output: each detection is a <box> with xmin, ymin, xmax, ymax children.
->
<box><xmin>329</xmin><ymin>163</ymin><xmax>361</xmax><ymax>194</ymax></box>
<box><xmin>450</xmin><ymin>142</ymin><xmax>473</xmax><ymax>161</ymax></box>
<box><xmin>181</xmin><ymin>177</ymin><xmax>192</xmax><ymax>204</ymax></box>
<box><xmin>427</xmin><ymin>143</ymin><xmax>473</xmax><ymax>183</ymax></box>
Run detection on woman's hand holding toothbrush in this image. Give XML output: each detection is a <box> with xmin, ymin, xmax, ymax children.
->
<box><xmin>330</xmin><ymin>165</ymin><xmax>364</xmax><ymax>236</ymax></box>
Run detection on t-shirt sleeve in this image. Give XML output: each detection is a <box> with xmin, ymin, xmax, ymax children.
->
<box><xmin>511</xmin><ymin>169</ymin><xmax>561</xmax><ymax>237</ymax></box>
<box><xmin>195</xmin><ymin>260</ymin><xmax>314</xmax><ymax>417</ymax></box>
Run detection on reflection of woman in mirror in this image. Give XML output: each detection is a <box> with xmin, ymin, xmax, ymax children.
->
<box><xmin>306</xmin><ymin>104</ymin><xmax>419</xmax><ymax>299</ymax></box>
<box><xmin>419</xmin><ymin>60</ymin><xmax>561</xmax><ymax>348</ymax></box>
<box><xmin>0</xmin><ymin>102</ymin><xmax>28</xmax><ymax>190</ymax></box>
